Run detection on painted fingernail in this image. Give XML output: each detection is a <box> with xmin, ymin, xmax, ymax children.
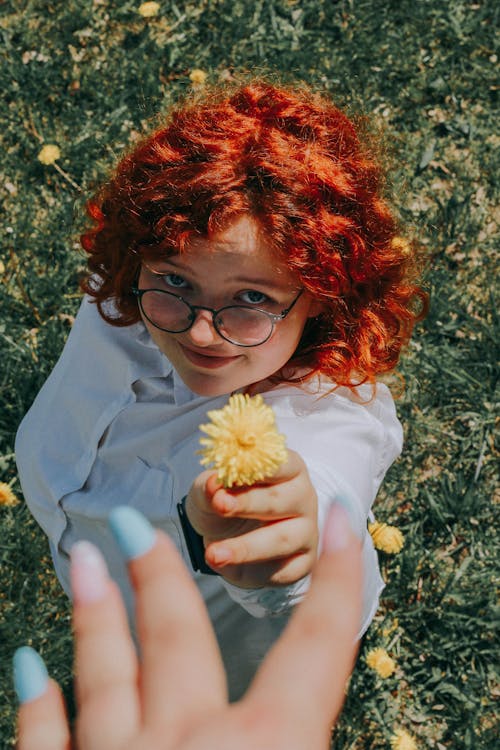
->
<box><xmin>323</xmin><ymin>503</ymin><xmax>353</xmax><ymax>552</ymax></box>
<box><xmin>13</xmin><ymin>646</ymin><xmax>48</xmax><ymax>704</ymax></box>
<box><xmin>108</xmin><ymin>506</ymin><xmax>156</xmax><ymax>560</ymax></box>
<box><xmin>70</xmin><ymin>541</ymin><xmax>109</xmax><ymax>604</ymax></box>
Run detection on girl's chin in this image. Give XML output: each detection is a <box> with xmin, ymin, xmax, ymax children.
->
<box><xmin>172</xmin><ymin>359</ymin><xmax>246</xmax><ymax>398</ymax></box>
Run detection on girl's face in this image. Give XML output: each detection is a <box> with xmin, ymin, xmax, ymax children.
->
<box><xmin>137</xmin><ymin>215</ymin><xmax>321</xmax><ymax>397</ymax></box>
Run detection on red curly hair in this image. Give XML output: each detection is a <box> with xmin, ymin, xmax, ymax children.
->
<box><xmin>81</xmin><ymin>80</ymin><xmax>427</xmax><ymax>387</ymax></box>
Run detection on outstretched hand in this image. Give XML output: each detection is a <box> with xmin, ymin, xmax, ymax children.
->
<box><xmin>186</xmin><ymin>448</ymin><xmax>319</xmax><ymax>587</ymax></box>
<box><xmin>15</xmin><ymin>503</ymin><xmax>361</xmax><ymax>750</ymax></box>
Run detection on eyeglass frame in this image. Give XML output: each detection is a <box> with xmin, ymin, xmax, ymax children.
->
<box><xmin>131</xmin><ymin>282</ymin><xmax>304</xmax><ymax>348</ymax></box>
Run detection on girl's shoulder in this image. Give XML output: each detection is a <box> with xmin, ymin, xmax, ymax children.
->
<box><xmin>18</xmin><ymin>297</ymin><xmax>173</xmax><ymax>443</ymax></box>
<box><xmin>262</xmin><ymin>377</ymin><xmax>404</xmax><ymax>502</ymax></box>
<box><xmin>61</xmin><ymin>295</ymin><xmax>171</xmax><ymax>381</ymax></box>
<box><xmin>262</xmin><ymin>376</ymin><xmax>398</xmax><ymax>422</ymax></box>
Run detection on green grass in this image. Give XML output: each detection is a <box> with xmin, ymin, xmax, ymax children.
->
<box><xmin>1</xmin><ymin>0</ymin><xmax>498</xmax><ymax>747</ymax></box>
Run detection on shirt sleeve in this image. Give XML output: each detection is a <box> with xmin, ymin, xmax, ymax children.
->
<box><xmin>14</xmin><ymin>301</ymin><xmax>126</xmax><ymax>548</ymax></box>
<box><xmin>216</xmin><ymin>382</ymin><xmax>403</xmax><ymax>623</ymax></box>
<box><xmin>14</xmin><ymin>296</ymin><xmax>174</xmax><ymax>559</ymax></box>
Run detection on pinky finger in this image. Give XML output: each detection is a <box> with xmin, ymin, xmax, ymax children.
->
<box><xmin>14</xmin><ymin>648</ymin><xmax>70</xmax><ymax>750</ymax></box>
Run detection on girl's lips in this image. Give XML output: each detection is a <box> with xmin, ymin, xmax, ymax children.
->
<box><xmin>179</xmin><ymin>344</ymin><xmax>241</xmax><ymax>369</ymax></box>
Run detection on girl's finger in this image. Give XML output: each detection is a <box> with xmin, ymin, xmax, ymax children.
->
<box><xmin>109</xmin><ymin>507</ymin><xmax>227</xmax><ymax>740</ymax></box>
<box><xmin>206</xmin><ymin>450</ymin><xmax>314</xmax><ymax>521</ymax></box>
<box><xmin>205</xmin><ymin>454</ymin><xmax>306</xmax><ymax>501</ymax></box>
<box><xmin>206</xmin><ymin>552</ymin><xmax>314</xmax><ymax>589</ymax></box>
<box><xmin>71</xmin><ymin>541</ymin><xmax>140</xmax><ymax>750</ymax></box>
<box><xmin>210</xmin><ymin>480</ymin><xmax>315</xmax><ymax>520</ymax></box>
<box><xmin>205</xmin><ymin>516</ymin><xmax>317</xmax><ymax>568</ymax></box>
<box><xmin>14</xmin><ymin>647</ymin><xmax>70</xmax><ymax>750</ymax></box>
<box><xmin>245</xmin><ymin>504</ymin><xmax>362</xmax><ymax>741</ymax></box>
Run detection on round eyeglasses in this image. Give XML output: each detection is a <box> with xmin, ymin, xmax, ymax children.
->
<box><xmin>132</xmin><ymin>285</ymin><xmax>304</xmax><ymax>347</ymax></box>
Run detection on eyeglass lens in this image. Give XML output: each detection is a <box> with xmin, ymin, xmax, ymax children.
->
<box><xmin>140</xmin><ymin>290</ymin><xmax>274</xmax><ymax>345</ymax></box>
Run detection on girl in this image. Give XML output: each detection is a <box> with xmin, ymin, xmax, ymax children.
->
<box><xmin>15</xmin><ymin>80</ymin><xmax>426</xmax><ymax>699</ymax></box>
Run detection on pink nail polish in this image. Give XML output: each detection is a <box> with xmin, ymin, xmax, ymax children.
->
<box><xmin>323</xmin><ymin>504</ymin><xmax>352</xmax><ymax>552</ymax></box>
<box><xmin>70</xmin><ymin>541</ymin><xmax>110</xmax><ymax>604</ymax></box>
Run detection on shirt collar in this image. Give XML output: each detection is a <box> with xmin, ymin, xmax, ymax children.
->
<box><xmin>134</xmin><ymin>321</ymin><xmax>201</xmax><ymax>406</ymax></box>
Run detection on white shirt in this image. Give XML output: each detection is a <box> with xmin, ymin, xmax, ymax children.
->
<box><xmin>15</xmin><ymin>295</ymin><xmax>403</xmax><ymax>698</ymax></box>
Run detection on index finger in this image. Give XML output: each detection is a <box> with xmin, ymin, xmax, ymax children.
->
<box><xmin>122</xmin><ymin>521</ymin><xmax>227</xmax><ymax>737</ymax></box>
<box><xmin>204</xmin><ymin>448</ymin><xmax>303</xmax><ymax>496</ymax></box>
<box><xmin>206</xmin><ymin>450</ymin><xmax>314</xmax><ymax>521</ymax></box>
<box><xmin>71</xmin><ymin>542</ymin><xmax>141</xmax><ymax>750</ymax></box>
<box><xmin>245</xmin><ymin>503</ymin><xmax>362</xmax><ymax>733</ymax></box>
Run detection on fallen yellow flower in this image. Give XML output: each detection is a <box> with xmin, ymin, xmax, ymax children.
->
<box><xmin>368</xmin><ymin>520</ymin><xmax>404</xmax><ymax>553</ymax></box>
<box><xmin>138</xmin><ymin>1</ymin><xmax>160</xmax><ymax>16</ymax></box>
<box><xmin>366</xmin><ymin>646</ymin><xmax>396</xmax><ymax>678</ymax></box>
<box><xmin>199</xmin><ymin>393</ymin><xmax>287</xmax><ymax>488</ymax></box>
<box><xmin>0</xmin><ymin>482</ymin><xmax>19</xmax><ymax>507</ymax></box>
<box><xmin>390</xmin><ymin>728</ymin><xmax>418</xmax><ymax>750</ymax></box>
<box><xmin>189</xmin><ymin>68</ymin><xmax>207</xmax><ymax>85</ymax></box>
<box><xmin>37</xmin><ymin>145</ymin><xmax>61</xmax><ymax>165</ymax></box>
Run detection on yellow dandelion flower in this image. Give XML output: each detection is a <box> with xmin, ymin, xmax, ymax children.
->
<box><xmin>0</xmin><ymin>482</ymin><xmax>19</xmax><ymax>507</ymax></box>
<box><xmin>138</xmin><ymin>1</ymin><xmax>160</xmax><ymax>17</ymax></box>
<box><xmin>390</xmin><ymin>728</ymin><xmax>418</xmax><ymax>750</ymax></box>
<box><xmin>366</xmin><ymin>647</ymin><xmax>396</xmax><ymax>678</ymax></box>
<box><xmin>37</xmin><ymin>144</ymin><xmax>61</xmax><ymax>165</ymax></box>
<box><xmin>189</xmin><ymin>68</ymin><xmax>207</xmax><ymax>85</ymax></box>
<box><xmin>368</xmin><ymin>521</ymin><xmax>404</xmax><ymax>554</ymax></box>
<box><xmin>199</xmin><ymin>393</ymin><xmax>287</xmax><ymax>488</ymax></box>
<box><xmin>390</xmin><ymin>236</ymin><xmax>412</xmax><ymax>256</ymax></box>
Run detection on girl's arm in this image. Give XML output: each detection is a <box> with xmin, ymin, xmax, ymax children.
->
<box><xmin>184</xmin><ymin>382</ymin><xmax>403</xmax><ymax>622</ymax></box>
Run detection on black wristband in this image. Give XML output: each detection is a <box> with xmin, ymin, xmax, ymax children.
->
<box><xmin>177</xmin><ymin>496</ymin><xmax>220</xmax><ymax>576</ymax></box>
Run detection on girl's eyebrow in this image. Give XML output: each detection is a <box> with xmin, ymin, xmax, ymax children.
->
<box><xmin>146</xmin><ymin>260</ymin><xmax>293</xmax><ymax>294</ymax></box>
<box><xmin>230</xmin><ymin>275</ymin><xmax>293</xmax><ymax>293</ymax></box>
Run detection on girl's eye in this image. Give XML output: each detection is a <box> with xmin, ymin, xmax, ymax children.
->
<box><xmin>239</xmin><ymin>290</ymin><xmax>269</xmax><ymax>305</ymax></box>
<box><xmin>163</xmin><ymin>273</ymin><xmax>188</xmax><ymax>289</ymax></box>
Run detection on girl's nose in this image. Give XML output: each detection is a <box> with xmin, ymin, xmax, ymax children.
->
<box><xmin>186</xmin><ymin>309</ymin><xmax>221</xmax><ymax>346</ymax></box>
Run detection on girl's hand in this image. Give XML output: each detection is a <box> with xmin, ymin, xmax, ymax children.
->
<box><xmin>185</xmin><ymin>449</ymin><xmax>319</xmax><ymax>588</ymax></box>
<box><xmin>15</xmin><ymin>505</ymin><xmax>362</xmax><ymax>750</ymax></box>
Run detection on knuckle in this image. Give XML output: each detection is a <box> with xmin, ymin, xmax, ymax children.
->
<box><xmin>276</xmin><ymin>525</ymin><xmax>293</xmax><ymax>548</ymax></box>
<box><xmin>261</xmin><ymin>486</ymin><xmax>280</xmax><ymax>514</ymax></box>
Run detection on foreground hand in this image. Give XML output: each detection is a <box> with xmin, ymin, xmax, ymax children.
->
<box><xmin>15</xmin><ymin>504</ymin><xmax>361</xmax><ymax>750</ymax></box>
<box><xmin>186</xmin><ymin>448</ymin><xmax>318</xmax><ymax>587</ymax></box>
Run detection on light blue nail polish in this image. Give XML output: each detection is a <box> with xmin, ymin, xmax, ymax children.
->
<box><xmin>13</xmin><ymin>646</ymin><xmax>48</xmax><ymax>704</ymax></box>
<box><xmin>108</xmin><ymin>506</ymin><xmax>156</xmax><ymax>560</ymax></box>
